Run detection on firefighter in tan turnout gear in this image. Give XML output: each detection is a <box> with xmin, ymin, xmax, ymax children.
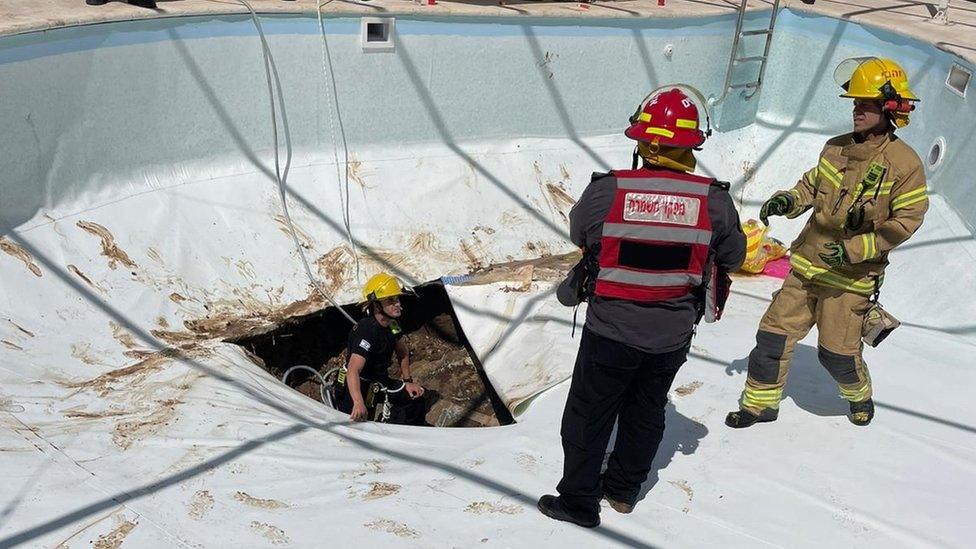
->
<box><xmin>727</xmin><ymin>57</ymin><xmax>929</xmax><ymax>429</ymax></box>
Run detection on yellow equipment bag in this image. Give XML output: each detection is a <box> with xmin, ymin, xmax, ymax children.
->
<box><xmin>739</xmin><ymin>219</ymin><xmax>788</xmax><ymax>274</ymax></box>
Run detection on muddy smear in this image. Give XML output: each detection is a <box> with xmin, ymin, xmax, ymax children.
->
<box><xmin>674</xmin><ymin>381</ymin><xmax>703</xmax><ymax>397</ymax></box>
<box><xmin>314</xmin><ymin>245</ymin><xmax>353</xmax><ymax>295</ymax></box>
<box><xmin>169</xmin><ymin>293</ymin><xmax>187</xmax><ymax>304</ymax></box>
<box><xmin>339</xmin><ymin>459</ymin><xmax>387</xmax><ymax>480</ymax></box>
<box><xmin>408</xmin><ymin>233</ymin><xmax>454</xmax><ymax>263</ymax></box>
<box><xmin>76</xmin><ymin>221</ymin><xmax>137</xmax><ymax>270</ymax></box>
<box><xmin>63</xmin><ymin>348</ymin><xmax>184</xmax><ymax>397</ymax></box>
<box><xmin>146</xmin><ymin>247</ymin><xmax>164</xmax><ymax>265</ymax></box>
<box><xmin>112</xmin><ymin>398</ymin><xmax>182</xmax><ymax>450</ymax></box>
<box><xmin>0</xmin><ymin>238</ymin><xmax>42</xmax><ymax>277</ymax></box>
<box><xmin>670</xmin><ymin>479</ymin><xmax>694</xmax><ymax>499</ymax></box>
<box><xmin>71</xmin><ymin>343</ymin><xmax>109</xmax><ymax>366</ymax></box>
<box><xmin>460</xmin><ymin>251</ymin><xmax>579</xmax><ymax>287</ymax></box>
<box><xmin>109</xmin><ymin>321</ymin><xmax>140</xmax><ymax>349</ymax></box>
<box><xmin>459</xmin><ymin>239</ymin><xmax>485</xmax><ymax>271</ymax></box>
<box><xmin>234</xmin><ymin>491</ymin><xmax>290</xmax><ymax>510</ymax></box>
<box><xmin>462</xmin><ymin>162</ymin><xmax>478</xmax><ymax>188</ymax></box>
<box><xmin>235</xmin><ymin>259</ymin><xmax>256</xmax><ymax>279</ymax></box>
<box><xmin>515</xmin><ymin>453</ymin><xmax>539</xmax><ymax>473</ymax></box>
<box><xmin>1</xmin><ymin>340</ymin><xmax>24</xmax><ymax>351</ymax></box>
<box><xmin>346</xmin><ymin>156</ymin><xmax>369</xmax><ymax>188</ymax></box>
<box><xmin>156</xmin><ymin>316</ymin><xmax>170</xmax><ymax>328</ymax></box>
<box><xmin>250</xmin><ymin>522</ymin><xmax>290</xmax><ymax>545</ymax></box>
<box><xmin>7</xmin><ymin>320</ymin><xmax>35</xmax><ymax>338</ymax></box>
<box><xmin>545</xmin><ymin>183</ymin><xmax>577</xmax><ymax>210</ymax></box>
<box><xmin>188</xmin><ymin>490</ymin><xmax>215</xmax><ymax>519</ymax></box>
<box><xmin>123</xmin><ymin>349</ymin><xmax>156</xmax><ymax>360</ymax></box>
<box><xmin>63</xmin><ymin>408</ymin><xmax>130</xmax><ymax>419</ymax></box>
<box><xmin>151</xmin><ymin>329</ymin><xmax>206</xmax><ymax>346</ymax></box>
<box><xmin>559</xmin><ymin>164</ymin><xmax>571</xmax><ymax>181</ymax></box>
<box><xmin>93</xmin><ymin>520</ymin><xmax>136</xmax><ymax>549</ymax></box>
<box><xmin>464</xmin><ymin>502</ymin><xmax>523</xmax><ymax>515</ymax></box>
<box><xmin>362</xmin><ymin>482</ymin><xmax>401</xmax><ymax>501</ymax></box>
<box><xmin>363</xmin><ymin>519</ymin><xmax>419</xmax><ymax>539</ymax></box>
<box><xmin>500</xmin><ymin>210</ymin><xmax>528</xmax><ymax>228</ymax></box>
<box><xmin>272</xmin><ymin>214</ymin><xmax>314</xmax><ymax>250</ymax></box>
<box><xmin>67</xmin><ymin>264</ymin><xmax>99</xmax><ymax>290</ymax></box>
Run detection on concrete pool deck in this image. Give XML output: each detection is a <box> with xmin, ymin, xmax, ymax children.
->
<box><xmin>1</xmin><ymin>1</ymin><xmax>975</xmax><ymax>66</ymax></box>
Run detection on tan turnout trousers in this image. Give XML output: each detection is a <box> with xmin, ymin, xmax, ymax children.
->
<box><xmin>740</xmin><ymin>273</ymin><xmax>873</xmax><ymax>413</ymax></box>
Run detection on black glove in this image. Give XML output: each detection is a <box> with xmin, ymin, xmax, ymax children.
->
<box><xmin>819</xmin><ymin>241</ymin><xmax>850</xmax><ymax>268</ymax></box>
<box><xmin>759</xmin><ymin>192</ymin><xmax>794</xmax><ymax>226</ymax></box>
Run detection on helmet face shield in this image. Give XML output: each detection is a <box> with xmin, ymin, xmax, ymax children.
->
<box><xmin>833</xmin><ymin>57</ymin><xmax>874</xmax><ymax>93</ymax></box>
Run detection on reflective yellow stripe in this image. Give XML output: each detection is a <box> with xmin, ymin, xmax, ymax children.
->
<box><xmin>790</xmin><ymin>254</ymin><xmax>878</xmax><ymax>295</ymax></box>
<box><xmin>741</xmin><ymin>387</ymin><xmax>782</xmax><ymax>410</ymax></box>
<box><xmin>893</xmin><ymin>194</ymin><xmax>928</xmax><ymax>210</ymax></box>
<box><xmin>819</xmin><ymin>157</ymin><xmax>842</xmax><ymax>177</ymax></box>
<box><xmin>638</xmin><ymin>112</ymin><xmax>652</xmax><ymax>123</ymax></box>
<box><xmin>876</xmin><ymin>181</ymin><xmax>896</xmax><ymax>196</ymax></box>
<box><xmin>675</xmin><ymin>118</ymin><xmax>698</xmax><ymax>129</ymax></box>
<box><xmin>892</xmin><ymin>187</ymin><xmax>928</xmax><ymax>210</ymax></box>
<box><xmin>803</xmin><ymin>168</ymin><xmax>819</xmax><ymax>186</ymax></box>
<box><xmin>839</xmin><ymin>383</ymin><xmax>871</xmax><ymax>402</ymax></box>
<box><xmin>645</xmin><ymin>127</ymin><xmax>675</xmax><ymax>138</ymax></box>
<box><xmin>860</xmin><ymin>233</ymin><xmax>877</xmax><ymax>260</ymax></box>
<box><xmin>818</xmin><ymin>157</ymin><xmax>842</xmax><ymax>188</ymax></box>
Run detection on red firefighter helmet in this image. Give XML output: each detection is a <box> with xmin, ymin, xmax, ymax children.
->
<box><xmin>625</xmin><ymin>87</ymin><xmax>710</xmax><ymax>149</ymax></box>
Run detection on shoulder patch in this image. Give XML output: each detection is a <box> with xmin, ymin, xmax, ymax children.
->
<box><xmin>359</xmin><ymin>339</ymin><xmax>371</xmax><ymax>351</ymax></box>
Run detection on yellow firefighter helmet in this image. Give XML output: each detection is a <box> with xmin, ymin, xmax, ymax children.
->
<box><xmin>834</xmin><ymin>56</ymin><xmax>919</xmax><ymax>101</ymax></box>
<box><xmin>362</xmin><ymin>272</ymin><xmax>404</xmax><ymax>302</ymax></box>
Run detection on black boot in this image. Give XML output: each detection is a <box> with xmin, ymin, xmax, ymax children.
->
<box><xmin>725</xmin><ymin>407</ymin><xmax>778</xmax><ymax>428</ymax></box>
<box><xmin>537</xmin><ymin>495</ymin><xmax>599</xmax><ymax>528</ymax></box>
<box><xmin>603</xmin><ymin>492</ymin><xmax>634</xmax><ymax>514</ymax></box>
<box><xmin>849</xmin><ymin>399</ymin><xmax>874</xmax><ymax>426</ymax></box>
<box><xmin>129</xmin><ymin>0</ymin><xmax>158</xmax><ymax>7</ymax></box>
<box><xmin>86</xmin><ymin>0</ymin><xmax>110</xmax><ymax>5</ymax></box>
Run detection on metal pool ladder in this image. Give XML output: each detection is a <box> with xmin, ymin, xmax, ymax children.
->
<box><xmin>711</xmin><ymin>0</ymin><xmax>782</xmax><ymax>105</ymax></box>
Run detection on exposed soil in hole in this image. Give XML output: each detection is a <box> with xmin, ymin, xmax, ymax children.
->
<box><xmin>229</xmin><ymin>283</ymin><xmax>513</xmax><ymax>428</ymax></box>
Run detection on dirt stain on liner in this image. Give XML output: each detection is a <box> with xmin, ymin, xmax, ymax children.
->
<box><xmin>0</xmin><ymin>238</ymin><xmax>42</xmax><ymax>277</ymax></box>
<box><xmin>234</xmin><ymin>491</ymin><xmax>290</xmax><ymax>510</ymax></box>
<box><xmin>76</xmin><ymin>221</ymin><xmax>137</xmax><ymax>270</ymax></box>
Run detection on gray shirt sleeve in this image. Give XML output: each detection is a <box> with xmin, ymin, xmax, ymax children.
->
<box><xmin>707</xmin><ymin>185</ymin><xmax>747</xmax><ymax>272</ymax></box>
<box><xmin>569</xmin><ymin>173</ymin><xmax>616</xmax><ymax>250</ymax></box>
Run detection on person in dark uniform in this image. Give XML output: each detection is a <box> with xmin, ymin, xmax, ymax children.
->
<box><xmin>335</xmin><ymin>272</ymin><xmax>426</xmax><ymax>425</ymax></box>
<box><xmin>539</xmin><ymin>86</ymin><xmax>746</xmax><ymax>527</ymax></box>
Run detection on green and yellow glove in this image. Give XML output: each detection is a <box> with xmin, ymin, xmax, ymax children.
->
<box><xmin>759</xmin><ymin>192</ymin><xmax>795</xmax><ymax>226</ymax></box>
<box><xmin>819</xmin><ymin>241</ymin><xmax>850</xmax><ymax>268</ymax></box>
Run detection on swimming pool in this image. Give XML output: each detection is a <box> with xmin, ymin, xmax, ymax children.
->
<box><xmin>1</xmin><ymin>6</ymin><xmax>974</xmax><ymax>547</ymax></box>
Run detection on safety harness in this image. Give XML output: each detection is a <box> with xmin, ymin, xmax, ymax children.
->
<box><xmin>336</xmin><ymin>366</ymin><xmax>406</xmax><ymax>423</ymax></box>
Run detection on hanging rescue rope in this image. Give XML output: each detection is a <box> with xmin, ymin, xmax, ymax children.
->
<box><xmin>234</xmin><ymin>0</ymin><xmax>356</xmax><ymax>325</ymax></box>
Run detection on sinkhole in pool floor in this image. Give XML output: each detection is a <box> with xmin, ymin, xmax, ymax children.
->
<box><xmin>229</xmin><ymin>282</ymin><xmax>514</xmax><ymax>427</ymax></box>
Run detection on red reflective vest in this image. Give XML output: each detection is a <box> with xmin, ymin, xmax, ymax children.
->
<box><xmin>594</xmin><ymin>168</ymin><xmax>714</xmax><ymax>303</ymax></box>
